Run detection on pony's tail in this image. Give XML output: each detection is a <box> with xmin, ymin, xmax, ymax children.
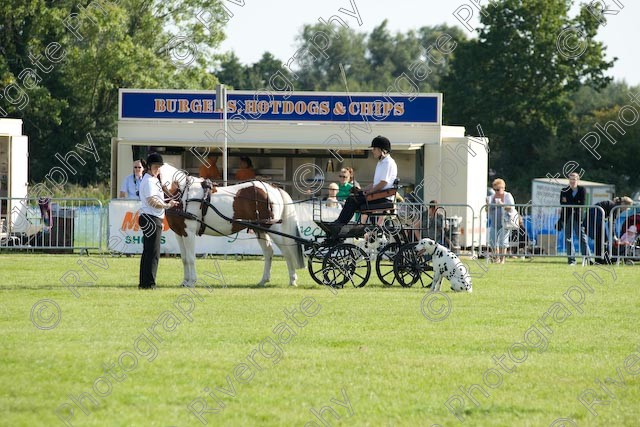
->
<box><xmin>280</xmin><ymin>188</ymin><xmax>305</xmax><ymax>269</ymax></box>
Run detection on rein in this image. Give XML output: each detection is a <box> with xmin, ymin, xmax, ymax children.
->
<box><xmin>198</xmin><ymin>179</ymin><xmax>214</xmax><ymax>236</ymax></box>
<box><xmin>160</xmin><ymin>171</ymin><xmax>311</xmax><ymax>246</ymax></box>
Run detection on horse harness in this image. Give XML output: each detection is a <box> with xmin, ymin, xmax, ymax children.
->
<box><xmin>197</xmin><ymin>179</ymin><xmax>215</xmax><ymax>236</ymax></box>
<box><xmin>163</xmin><ymin>177</ymin><xmax>281</xmax><ymax>236</ymax></box>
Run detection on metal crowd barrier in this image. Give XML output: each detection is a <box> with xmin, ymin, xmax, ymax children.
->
<box><xmin>1</xmin><ymin>196</ymin><xmax>636</xmax><ymax>263</ymax></box>
<box><xmin>478</xmin><ymin>203</ymin><xmax>611</xmax><ymax>263</ymax></box>
<box><xmin>0</xmin><ymin>197</ymin><xmax>103</xmax><ymax>252</ymax></box>
<box><xmin>608</xmin><ymin>205</ymin><xmax>640</xmax><ymax>265</ymax></box>
<box><xmin>396</xmin><ymin>202</ymin><xmax>476</xmax><ymax>256</ymax></box>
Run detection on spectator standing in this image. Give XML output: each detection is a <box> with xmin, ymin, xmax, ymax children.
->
<box><xmin>487</xmin><ymin>178</ymin><xmax>515</xmax><ymax>264</ymax></box>
<box><xmin>558</xmin><ymin>172</ymin><xmax>590</xmax><ymax>265</ymax></box>
<box><xmin>119</xmin><ymin>159</ymin><xmax>146</xmax><ymax>199</ymax></box>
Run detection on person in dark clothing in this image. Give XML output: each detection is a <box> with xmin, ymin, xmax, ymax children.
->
<box><xmin>585</xmin><ymin>196</ymin><xmax>634</xmax><ymax>264</ymax></box>
<box><xmin>557</xmin><ymin>172</ymin><xmax>590</xmax><ymax>265</ymax></box>
<box><xmin>138</xmin><ymin>153</ymin><xmax>179</xmax><ymax>289</ymax></box>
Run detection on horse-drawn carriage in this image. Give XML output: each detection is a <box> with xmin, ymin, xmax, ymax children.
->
<box><xmin>160</xmin><ymin>163</ymin><xmax>434</xmax><ymax>289</ymax></box>
<box><xmin>305</xmin><ymin>191</ymin><xmax>434</xmax><ymax>289</ymax></box>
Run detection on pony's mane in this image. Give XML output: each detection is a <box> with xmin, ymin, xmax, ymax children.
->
<box><xmin>159</xmin><ymin>162</ymin><xmax>200</xmax><ymax>189</ymax></box>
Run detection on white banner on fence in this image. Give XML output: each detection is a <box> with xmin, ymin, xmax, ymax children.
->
<box><xmin>108</xmin><ymin>200</ymin><xmax>340</xmax><ymax>254</ymax></box>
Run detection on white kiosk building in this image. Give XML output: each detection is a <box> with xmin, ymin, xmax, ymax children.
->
<box><xmin>0</xmin><ymin>118</ymin><xmax>29</xmax><ymax>233</ymax></box>
<box><xmin>110</xmin><ymin>89</ymin><xmax>488</xmax><ymax>254</ymax></box>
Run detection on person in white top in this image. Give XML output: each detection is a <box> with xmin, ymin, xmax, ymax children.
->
<box><xmin>119</xmin><ymin>159</ymin><xmax>145</xmax><ymax>199</ymax></box>
<box><xmin>333</xmin><ymin>136</ymin><xmax>398</xmax><ymax>225</ymax></box>
<box><xmin>486</xmin><ymin>178</ymin><xmax>516</xmax><ymax>264</ymax></box>
<box><xmin>324</xmin><ymin>182</ymin><xmax>340</xmax><ymax>208</ymax></box>
<box><xmin>138</xmin><ymin>153</ymin><xmax>179</xmax><ymax>289</ymax></box>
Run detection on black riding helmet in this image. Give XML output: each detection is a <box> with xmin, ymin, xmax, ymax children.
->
<box><xmin>370</xmin><ymin>135</ymin><xmax>391</xmax><ymax>153</ymax></box>
<box><xmin>146</xmin><ymin>152</ymin><xmax>164</xmax><ymax>166</ymax></box>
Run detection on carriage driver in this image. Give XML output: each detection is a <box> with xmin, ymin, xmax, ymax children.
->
<box><xmin>332</xmin><ymin>135</ymin><xmax>398</xmax><ymax>225</ymax></box>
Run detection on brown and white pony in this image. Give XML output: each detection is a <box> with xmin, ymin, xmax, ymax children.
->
<box><xmin>159</xmin><ymin>163</ymin><xmax>305</xmax><ymax>287</ymax></box>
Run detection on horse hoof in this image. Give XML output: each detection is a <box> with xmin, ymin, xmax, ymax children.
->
<box><xmin>181</xmin><ymin>282</ymin><xmax>195</xmax><ymax>288</ymax></box>
<box><xmin>289</xmin><ymin>281</ymin><xmax>298</xmax><ymax>287</ymax></box>
<box><xmin>257</xmin><ymin>280</ymin><xmax>269</xmax><ymax>287</ymax></box>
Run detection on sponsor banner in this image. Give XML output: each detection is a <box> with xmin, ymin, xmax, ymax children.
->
<box><xmin>120</xmin><ymin>90</ymin><xmax>440</xmax><ymax>123</ymax></box>
<box><xmin>108</xmin><ymin>200</ymin><xmax>340</xmax><ymax>255</ymax></box>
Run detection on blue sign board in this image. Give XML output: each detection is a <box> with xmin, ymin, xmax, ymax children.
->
<box><xmin>120</xmin><ymin>90</ymin><xmax>440</xmax><ymax>124</ymax></box>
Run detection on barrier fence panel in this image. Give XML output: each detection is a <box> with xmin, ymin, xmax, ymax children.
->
<box><xmin>0</xmin><ymin>197</ymin><xmax>103</xmax><ymax>252</ymax></box>
<box><xmin>608</xmin><ymin>205</ymin><xmax>640</xmax><ymax>265</ymax></box>
<box><xmin>479</xmin><ymin>203</ymin><xmax>607</xmax><ymax>263</ymax></box>
<box><xmin>2</xmin><ymin>196</ymin><xmax>635</xmax><ymax>262</ymax></box>
<box><xmin>396</xmin><ymin>202</ymin><xmax>476</xmax><ymax>256</ymax></box>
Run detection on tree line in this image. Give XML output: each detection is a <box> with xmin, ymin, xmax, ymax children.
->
<box><xmin>1</xmin><ymin>0</ymin><xmax>638</xmax><ymax>200</ymax></box>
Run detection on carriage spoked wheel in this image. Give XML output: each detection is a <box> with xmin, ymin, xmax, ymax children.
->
<box><xmin>392</xmin><ymin>242</ymin><xmax>434</xmax><ymax>288</ymax></box>
<box><xmin>307</xmin><ymin>246</ymin><xmax>331</xmax><ymax>286</ymax></box>
<box><xmin>375</xmin><ymin>242</ymin><xmax>400</xmax><ymax>286</ymax></box>
<box><xmin>321</xmin><ymin>243</ymin><xmax>371</xmax><ymax>288</ymax></box>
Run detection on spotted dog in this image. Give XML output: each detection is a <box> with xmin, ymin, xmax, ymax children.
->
<box><xmin>415</xmin><ymin>238</ymin><xmax>472</xmax><ymax>292</ymax></box>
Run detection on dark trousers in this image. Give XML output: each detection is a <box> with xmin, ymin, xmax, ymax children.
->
<box><xmin>139</xmin><ymin>214</ymin><xmax>163</xmax><ymax>287</ymax></box>
<box><xmin>563</xmin><ymin>216</ymin><xmax>589</xmax><ymax>264</ymax></box>
<box><xmin>585</xmin><ymin>209</ymin><xmax>609</xmax><ymax>261</ymax></box>
<box><xmin>335</xmin><ymin>192</ymin><xmax>391</xmax><ymax>224</ymax></box>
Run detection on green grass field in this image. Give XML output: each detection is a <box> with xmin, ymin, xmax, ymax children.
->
<box><xmin>1</xmin><ymin>254</ymin><xmax>638</xmax><ymax>427</ymax></box>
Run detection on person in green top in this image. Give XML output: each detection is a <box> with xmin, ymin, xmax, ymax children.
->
<box><xmin>337</xmin><ymin>167</ymin><xmax>356</xmax><ymax>201</ymax></box>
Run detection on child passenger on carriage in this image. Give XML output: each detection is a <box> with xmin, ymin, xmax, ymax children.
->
<box><xmin>332</xmin><ymin>136</ymin><xmax>398</xmax><ymax>226</ymax></box>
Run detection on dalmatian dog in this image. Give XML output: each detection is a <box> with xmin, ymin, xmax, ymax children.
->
<box><xmin>415</xmin><ymin>238</ymin><xmax>472</xmax><ymax>293</ymax></box>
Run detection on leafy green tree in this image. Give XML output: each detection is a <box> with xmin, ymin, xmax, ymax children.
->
<box><xmin>570</xmin><ymin>81</ymin><xmax>631</xmax><ymax>117</ymax></box>
<box><xmin>213</xmin><ymin>21</ymin><xmax>465</xmax><ymax>95</ymax></box>
<box><xmin>1</xmin><ymin>0</ymin><xmax>225</xmax><ymax>185</ymax></box>
<box><xmin>289</xmin><ymin>21</ymin><xmax>465</xmax><ymax>93</ymax></box>
<box><xmin>216</xmin><ymin>52</ymin><xmax>249</xmax><ymax>89</ymax></box>
<box><xmin>246</xmin><ymin>52</ymin><xmax>292</xmax><ymax>90</ymax></box>
<box><xmin>442</xmin><ymin>0</ymin><xmax>614</xmax><ymax>199</ymax></box>
<box><xmin>577</xmin><ymin>104</ymin><xmax>640</xmax><ymax>195</ymax></box>
<box><xmin>562</xmin><ymin>82</ymin><xmax>640</xmax><ymax>196</ymax></box>
<box><xmin>415</xmin><ymin>24</ymin><xmax>468</xmax><ymax>91</ymax></box>
<box><xmin>293</xmin><ymin>23</ymin><xmax>368</xmax><ymax>92</ymax></box>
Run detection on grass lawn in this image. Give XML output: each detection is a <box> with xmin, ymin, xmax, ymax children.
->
<box><xmin>0</xmin><ymin>253</ymin><xmax>638</xmax><ymax>426</ymax></box>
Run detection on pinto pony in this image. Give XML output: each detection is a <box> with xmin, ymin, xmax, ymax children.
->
<box><xmin>158</xmin><ymin>163</ymin><xmax>305</xmax><ymax>287</ymax></box>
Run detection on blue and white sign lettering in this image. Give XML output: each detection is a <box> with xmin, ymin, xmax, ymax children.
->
<box><xmin>119</xmin><ymin>90</ymin><xmax>440</xmax><ymax>124</ymax></box>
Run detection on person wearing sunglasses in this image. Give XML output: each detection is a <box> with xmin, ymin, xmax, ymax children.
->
<box><xmin>119</xmin><ymin>159</ymin><xmax>146</xmax><ymax>199</ymax></box>
<box><xmin>336</xmin><ymin>168</ymin><xmax>354</xmax><ymax>201</ymax></box>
